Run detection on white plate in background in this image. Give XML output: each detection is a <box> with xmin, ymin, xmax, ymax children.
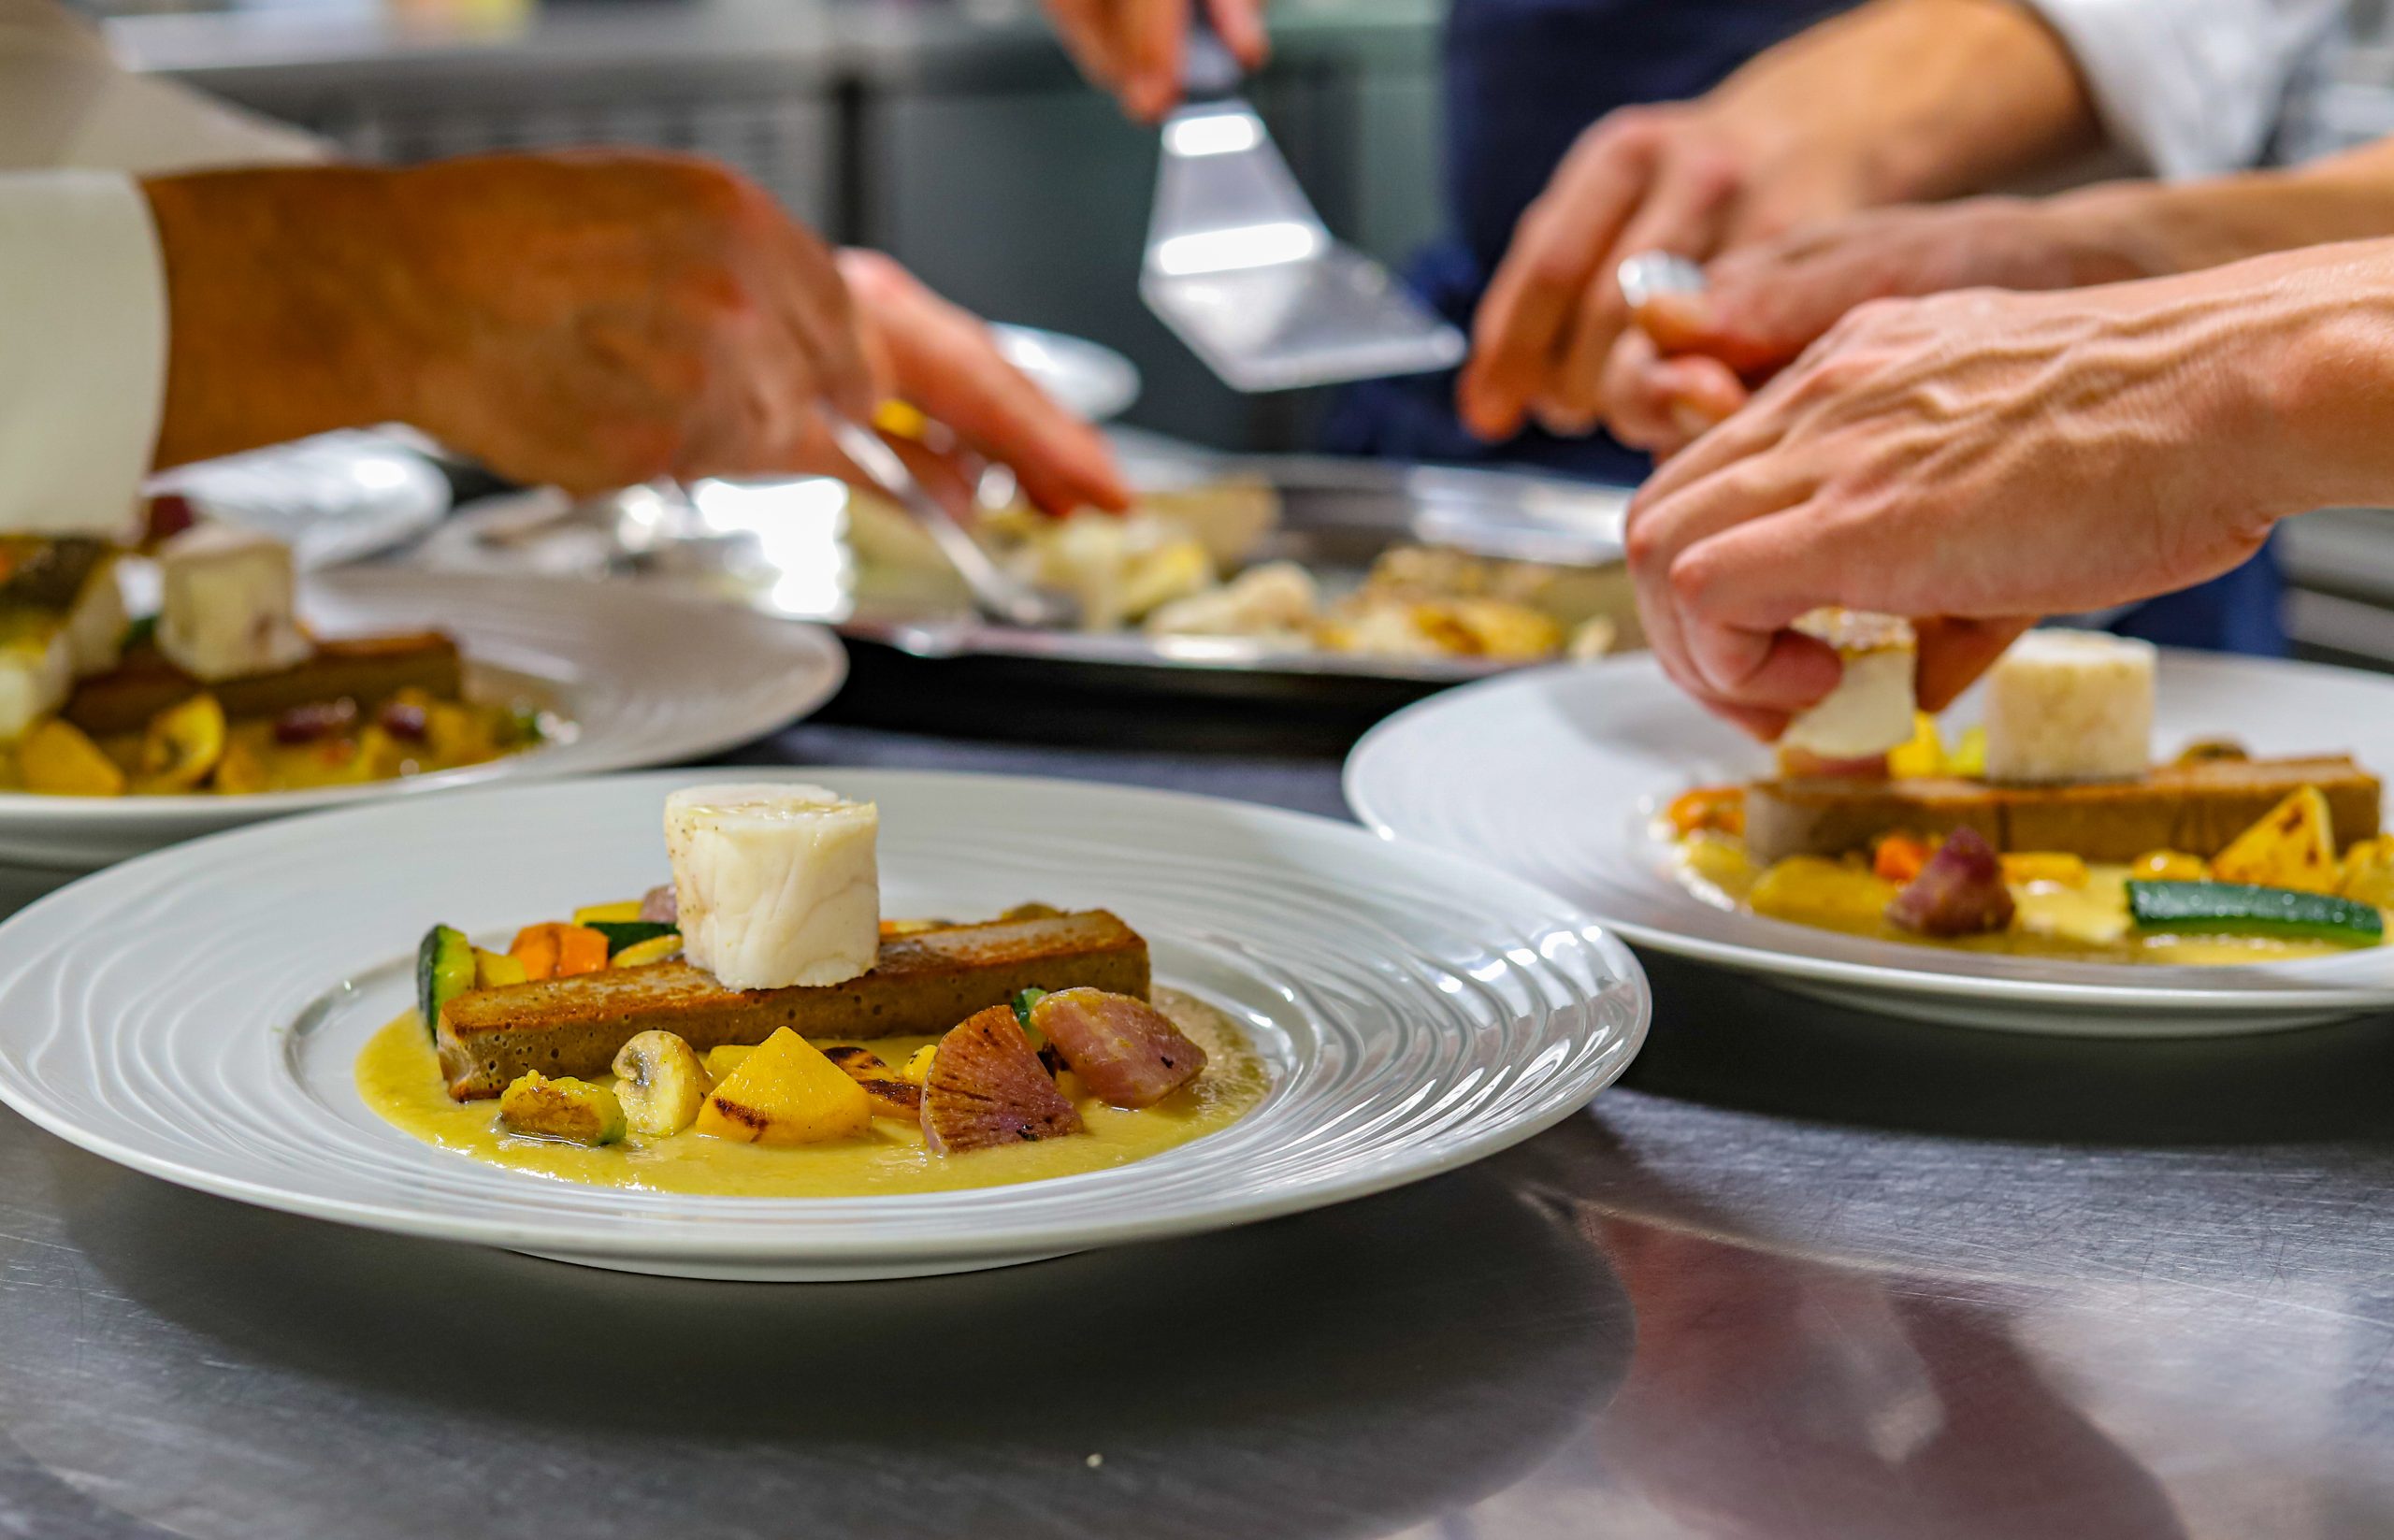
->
<box><xmin>1348</xmin><ymin>652</ymin><xmax>2394</xmax><ymax>1035</ymax></box>
<box><xmin>0</xmin><ymin>570</ymin><xmax>844</xmax><ymax>870</ymax></box>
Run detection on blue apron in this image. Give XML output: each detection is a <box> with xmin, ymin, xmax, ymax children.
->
<box><xmin>1320</xmin><ymin>0</ymin><xmax>2287</xmax><ymax>655</ymax></box>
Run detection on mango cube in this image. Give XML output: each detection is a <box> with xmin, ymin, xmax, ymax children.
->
<box><xmin>694</xmin><ymin>1027</ymin><xmax>872</xmax><ymax>1145</ymax></box>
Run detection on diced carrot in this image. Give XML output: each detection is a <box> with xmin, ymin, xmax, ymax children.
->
<box><xmin>554</xmin><ymin>925</ymin><xmax>611</xmax><ymax>977</ymax></box>
<box><xmin>1666</xmin><ymin>785</ymin><xmax>1745</xmax><ymax>839</ymax></box>
<box><xmin>509</xmin><ymin>922</ymin><xmax>611</xmax><ymax>980</ymax></box>
<box><xmin>509</xmin><ymin>923</ymin><xmax>563</xmax><ymax>982</ymax></box>
<box><xmin>1872</xmin><ymin>833</ymin><xmax>1931</xmax><ymax>885</ymax></box>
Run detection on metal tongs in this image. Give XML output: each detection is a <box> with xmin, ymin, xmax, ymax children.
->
<box><xmin>1140</xmin><ymin>16</ymin><xmax>1463</xmax><ymax>393</ymax></box>
<box><xmin>822</xmin><ymin>413</ymin><xmax>1078</xmax><ymax>630</ymax></box>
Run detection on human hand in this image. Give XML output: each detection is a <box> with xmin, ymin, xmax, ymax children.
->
<box><xmin>1622</xmin><ymin>250</ymin><xmax>2370</xmax><ymax>737</ymax></box>
<box><xmin>839</xmin><ymin>249</ymin><xmax>1129</xmax><ymax>516</ymax></box>
<box><xmin>1457</xmin><ymin>99</ymin><xmax>1878</xmax><ymax>443</ymax></box>
<box><xmin>1600</xmin><ymin>196</ymin><xmax>2150</xmax><ymax>456</ymax></box>
<box><xmin>1040</xmin><ymin>0</ymin><xmax>1269</xmax><ymax>122</ymax></box>
<box><xmin>146</xmin><ymin>152</ymin><xmax>1126</xmax><ymax>511</ymax></box>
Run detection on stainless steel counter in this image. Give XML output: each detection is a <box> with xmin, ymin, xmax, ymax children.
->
<box><xmin>0</xmin><ymin>712</ymin><xmax>2387</xmax><ymax>1539</ymax></box>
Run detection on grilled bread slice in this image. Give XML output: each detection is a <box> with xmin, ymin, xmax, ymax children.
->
<box><xmin>1743</xmin><ymin>756</ymin><xmax>2381</xmax><ymax>865</ymax></box>
<box><xmin>64</xmin><ymin>632</ymin><xmax>462</xmax><ymax>737</ymax></box>
<box><xmin>436</xmin><ymin>908</ymin><xmax>1149</xmax><ymax>1100</ymax></box>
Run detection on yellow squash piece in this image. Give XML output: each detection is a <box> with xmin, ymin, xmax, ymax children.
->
<box><xmin>2211</xmin><ymin>785</ymin><xmax>2341</xmax><ymax>894</ymax></box>
<box><xmin>609</xmin><ymin>933</ymin><xmax>684</xmax><ymax>969</ymax></box>
<box><xmin>704</xmin><ymin>1043</ymin><xmax>755</xmax><ymax>1080</ymax></box>
<box><xmin>899</xmin><ymin>1043</ymin><xmax>937</xmax><ymax>1085</ymax></box>
<box><xmin>572</xmin><ymin>900</ymin><xmax>645</xmax><ymax>925</ymax></box>
<box><xmin>473</xmin><ymin>947</ymin><xmax>529</xmax><ymax>988</ymax></box>
<box><xmin>1886</xmin><ymin>712</ymin><xmax>1944</xmax><ymax>779</ymax></box>
<box><xmin>139</xmin><ymin>693</ymin><xmax>227</xmax><ymax>791</ymax></box>
<box><xmin>18</xmin><ymin>718</ymin><xmax>126</xmax><ymax>796</ymax></box>
<box><xmin>2133</xmin><ymin>850</ymin><xmax>2210</xmax><ymax>884</ymax></box>
<box><xmin>498</xmin><ymin>1072</ymin><xmax>626</xmax><ymax>1145</ymax></box>
<box><xmin>694</xmin><ymin>1027</ymin><xmax>872</xmax><ymax>1145</ymax></box>
<box><xmin>2339</xmin><ymin>835</ymin><xmax>2394</xmax><ymax>908</ymax></box>
<box><xmin>1946</xmin><ymin>726</ymin><xmax>1988</xmax><ymax>778</ymax></box>
<box><xmin>1999</xmin><ymin>853</ymin><xmax>2089</xmax><ymax>888</ymax></box>
<box><xmin>1747</xmin><ymin>856</ymin><xmax>1900</xmax><ymax>933</ymax></box>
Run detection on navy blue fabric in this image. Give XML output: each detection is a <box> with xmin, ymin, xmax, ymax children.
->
<box><xmin>1320</xmin><ymin>0</ymin><xmax>2286</xmax><ymax>655</ymax></box>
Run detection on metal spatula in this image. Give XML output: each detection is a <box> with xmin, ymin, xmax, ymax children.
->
<box><xmin>1140</xmin><ymin>22</ymin><xmax>1464</xmax><ymax>394</ymax></box>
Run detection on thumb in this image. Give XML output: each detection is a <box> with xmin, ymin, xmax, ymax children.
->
<box><xmin>1638</xmin><ymin>261</ymin><xmax>1858</xmax><ymax>382</ymax></box>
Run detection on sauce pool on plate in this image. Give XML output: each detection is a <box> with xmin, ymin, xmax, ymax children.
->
<box><xmin>357</xmin><ymin>986</ymin><xmax>1271</xmax><ymax>1197</ymax></box>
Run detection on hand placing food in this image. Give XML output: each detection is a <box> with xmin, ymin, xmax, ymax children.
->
<box><xmin>1039</xmin><ymin>0</ymin><xmax>1271</xmax><ymax>122</ymax></box>
<box><xmin>1600</xmin><ymin>196</ymin><xmax>2148</xmax><ymax>456</ymax></box>
<box><xmin>141</xmin><ymin>151</ymin><xmax>1126</xmax><ymax>512</ymax></box>
<box><xmin>1456</xmin><ymin>0</ymin><xmax>2099</xmax><ymax>444</ymax></box>
<box><xmin>1622</xmin><ymin>241</ymin><xmax>2394</xmax><ymax>740</ymax></box>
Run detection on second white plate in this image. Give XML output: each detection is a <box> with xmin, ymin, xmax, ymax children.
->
<box><xmin>1348</xmin><ymin>652</ymin><xmax>2394</xmax><ymax>1035</ymax></box>
<box><xmin>0</xmin><ymin>570</ymin><xmax>846</xmax><ymax>870</ymax></box>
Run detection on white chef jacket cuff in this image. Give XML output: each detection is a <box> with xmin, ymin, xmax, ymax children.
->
<box><xmin>2023</xmin><ymin>0</ymin><xmax>2334</xmax><ymax>180</ymax></box>
<box><xmin>0</xmin><ymin>168</ymin><xmax>162</xmax><ymax>539</ymax></box>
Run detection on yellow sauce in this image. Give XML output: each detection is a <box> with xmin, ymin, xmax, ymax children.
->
<box><xmin>1675</xmin><ymin>833</ymin><xmax>2379</xmax><ymax>965</ymax></box>
<box><xmin>355</xmin><ymin>986</ymin><xmax>1271</xmax><ymax>1196</ymax></box>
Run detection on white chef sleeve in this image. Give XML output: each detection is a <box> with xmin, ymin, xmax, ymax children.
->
<box><xmin>2022</xmin><ymin>0</ymin><xmax>2343</xmax><ymax>178</ymax></box>
<box><xmin>0</xmin><ymin>170</ymin><xmax>163</xmax><ymax>538</ymax></box>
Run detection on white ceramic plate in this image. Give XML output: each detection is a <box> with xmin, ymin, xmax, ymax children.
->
<box><xmin>0</xmin><ymin>770</ymin><xmax>1645</xmax><ymax>1280</ymax></box>
<box><xmin>0</xmin><ymin>570</ymin><xmax>845</xmax><ymax>870</ymax></box>
<box><xmin>1347</xmin><ymin>651</ymin><xmax>2394</xmax><ymax>1036</ymax></box>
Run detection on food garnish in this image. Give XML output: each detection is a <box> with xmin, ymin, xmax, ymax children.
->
<box><xmin>498</xmin><ymin>1072</ymin><xmax>627</xmax><ymax>1146</ymax></box>
<box><xmin>1781</xmin><ymin>610</ymin><xmax>1918</xmax><ymax>760</ymax></box>
<box><xmin>18</xmin><ymin>718</ymin><xmax>124</xmax><ymax>796</ymax></box>
<box><xmin>609</xmin><ymin>1030</ymin><xmax>712</xmax><ymax>1137</ymax></box>
<box><xmin>2127</xmin><ymin>882</ymin><xmax>2384</xmax><ymax>946</ymax></box>
<box><xmin>664</xmin><ymin>784</ymin><xmax>881</xmax><ymax>990</ymax></box>
<box><xmin>2208</xmin><ymin>786</ymin><xmax>2339</xmax><ymax>894</ymax></box>
<box><xmin>695</xmin><ymin>1027</ymin><xmax>873</xmax><ymax>1145</ymax></box>
<box><xmin>416</xmin><ymin>925</ymin><xmax>476</xmax><ymax>1041</ymax></box>
<box><xmin>1981</xmin><ymin>630</ymin><xmax>2154</xmax><ymax>784</ymax></box>
<box><xmin>919</xmin><ymin>1006</ymin><xmax>1083</xmax><ymax>1155</ymax></box>
<box><xmin>821</xmin><ymin>1045</ymin><xmax>924</xmax><ymax>1119</ymax></box>
<box><xmin>1884</xmin><ymin>828</ymin><xmax>2016</xmax><ymax>938</ymax></box>
<box><xmin>1028</xmin><ymin>987</ymin><xmax>1208</xmax><ymax>1108</ymax></box>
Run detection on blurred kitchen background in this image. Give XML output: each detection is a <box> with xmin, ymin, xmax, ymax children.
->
<box><xmin>72</xmin><ymin>0</ymin><xmax>2394</xmax><ymax>668</ymax></box>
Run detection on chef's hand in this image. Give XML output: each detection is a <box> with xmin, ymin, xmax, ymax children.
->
<box><xmin>1040</xmin><ymin>0</ymin><xmax>1270</xmax><ymax>122</ymax></box>
<box><xmin>144</xmin><ymin>152</ymin><xmax>1126</xmax><ymax>511</ymax></box>
<box><xmin>839</xmin><ymin>249</ymin><xmax>1130</xmax><ymax>515</ymax></box>
<box><xmin>1622</xmin><ymin>245</ymin><xmax>2388</xmax><ymax>738</ymax></box>
<box><xmin>1458</xmin><ymin>0</ymin><xmax>2099</xmax><ymax>444</ymax></box>
<box><xmin>1601</xmin><ymin>197</ymin><xmax>2146</xmax><ymax>457</ymax></box>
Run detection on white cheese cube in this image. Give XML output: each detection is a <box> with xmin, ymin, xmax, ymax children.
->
<box><xmin>1780</xmin><ymin>609</ymin><xmax>1918</xmax><ymax>759</ymax></box>
<box><xmin>155</xmin><ymin>525</ymin><xmax>310</xmax><ymax>682</ymax></box>
<box><xmin>664</xmin><ymin>784</ymin><xmax>881</xmax><ymax>990</ymax></box>
<box><xmin>1982</xmin><ymin>629</ymin><xmax>2154</xmax><ymax>784</ymax></box>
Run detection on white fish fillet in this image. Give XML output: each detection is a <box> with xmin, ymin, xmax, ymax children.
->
<box><xmin>664</xmin><ymin>784</ymin><xmax>881</xmax><ymax>990</ymax></box>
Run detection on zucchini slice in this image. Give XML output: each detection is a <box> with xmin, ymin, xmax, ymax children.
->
<box><xmin>415</xmin><ymin>924</ymin><xmax>477</xmax><ymax>1038</ymax></box>
<box><xmin>586</xmin><ymin>919</ymin><xmax>677</xmax><ymax>957</ymax></box>
<box><xmin>2126</xmin><ymin>881</ymin><xmax>2384</xmax><ymax>946</ymax></box>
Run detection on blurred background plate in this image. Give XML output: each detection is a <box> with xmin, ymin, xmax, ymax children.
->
<box><xmin>1347</xmin><ymin>652</ymin><xmax>2394</xmax><ymax>1035</ymax></box>
<box><xmin>0</xmin><ymin>570</ymin><xmax>845</xmax><ymax>871</ymax></box>
<box><xmin>147</xmin><ymin>429</ymin><xmax>454</xmax><ymax>570</ymax></box>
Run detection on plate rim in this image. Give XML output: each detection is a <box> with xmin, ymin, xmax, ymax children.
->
<box><xmin>0</xmin><ymin>767</ymin><xmax>1649</xmax><ymax>1263</ymax></box>
<box><xmin>1345</xmin><ymin>650</ymin><xmax>2394</xmax><ymax>1018</ymax></box>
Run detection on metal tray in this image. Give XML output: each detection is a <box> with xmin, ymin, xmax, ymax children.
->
<box><xmin>417</xmin><ymin>445</ymin><xmax>1632</xmax><ymax>703</ymax></box>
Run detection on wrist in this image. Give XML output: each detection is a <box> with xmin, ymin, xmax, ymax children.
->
<box><xmin>2259</xmin><ymin>248</ymin><xmax>2394</xmax><ymax>511</ymax></box>
<box><xmin>143</xmin><ymin>166</ymin><xmax>419</xmax><ymax>468</ymax></box>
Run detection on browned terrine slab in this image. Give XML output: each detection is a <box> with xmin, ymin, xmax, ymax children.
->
<box><xmin>435</xmin><ymin>908</ymin><xmax>1150</xmax><ymax>1100</ymax></box>
<box><xmin>1742</xmin><ymin>756</ymin><xmax>2381</xmax><ymax>865</ymax></box>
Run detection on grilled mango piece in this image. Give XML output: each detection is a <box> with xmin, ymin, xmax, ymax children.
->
<box><xmin>919</xmin><ymin>1006</ymin><xmax>1082</xmax><ymax>1155</ymax></box>
<box><xmin>18</xmin><ymin>718</ymin><xmax>125</xmax><ymax>796</ymax></box>
<box><xmin>820</xmin><ymin>1045</ymin><xmax>923</xmax><ymax>1119</ymax></box>
<box><xmin>695</xmin><ymin>1027</ymin><xmax>871</xmax><ymax>1145</ymax></box>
